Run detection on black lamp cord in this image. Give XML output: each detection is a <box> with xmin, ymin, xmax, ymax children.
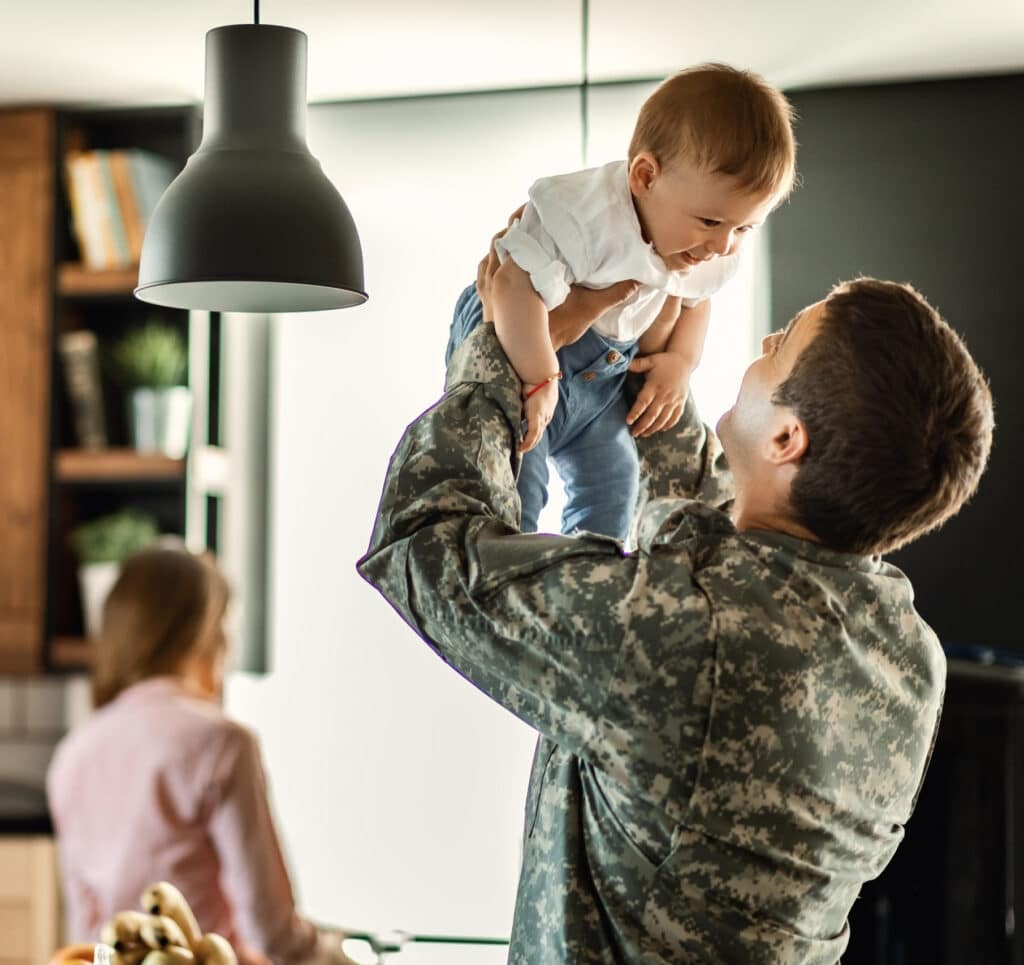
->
<box><xmin>254</xmin><ymin>0</ymin><xmax>260</xmax><ymax>25</ymax></box>
<box><xmin>580</xmin><ymin>0</ymin><xmax>590</xmax><ymax>164</ymax></box>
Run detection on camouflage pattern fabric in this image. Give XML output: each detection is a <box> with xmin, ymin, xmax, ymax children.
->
<box><xmin>357</xmin><ymin>324</ymin><xmax>945</xmax><ymax>964</ymax></box>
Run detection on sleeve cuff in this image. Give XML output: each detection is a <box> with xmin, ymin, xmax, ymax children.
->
<box><xmin>444</xmin><ymin>323</ymin><xmax>524</xmax><ymax>433</ymax></box>
<box><xmin>496</xmin><ymin>225</ymin><xmax>572</xmax><ymax>310</ymax></box>
<box><xmin>632</xmin><ymin>387</ymin><xmax>734</xmax><ymax>512</ymax></box>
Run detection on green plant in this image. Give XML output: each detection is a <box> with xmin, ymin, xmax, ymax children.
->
<box><xmin>69</xmin><ymin>509</ymin><xmax>159</xmax><ymax>565</ymax></box>
<box><xmin>110</xmin><ymin>322</ymin><xmax>187</xmax><ymax>388</ymax></box>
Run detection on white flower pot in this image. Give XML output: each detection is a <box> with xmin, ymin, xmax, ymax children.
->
<box><xmin>128</xmin><ymin>386</ymin><xmax>192</xmax><ymax>458</ymax></box>
<box><xmin>78</xmin><ymin>561</ymin><xmax>121</xmax><ymax>639</ymax></box>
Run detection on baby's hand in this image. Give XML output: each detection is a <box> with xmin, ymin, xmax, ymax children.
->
<box><xmin>626</xmin><ymin>352</ymin><xmax>691</xmax><ymax>437</ymax></box>
<box><xmin>520</xmin><ymin>378</ymin><xmax>559</xmax><ymax>453</ymax></box>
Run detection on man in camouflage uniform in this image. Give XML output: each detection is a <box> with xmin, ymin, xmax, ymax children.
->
<box><xmin>357</xmin><ymin>276</ymin><xmax>993</xmax><ymax>963</ymax></box>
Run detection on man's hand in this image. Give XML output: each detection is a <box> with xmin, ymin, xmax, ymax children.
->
<box><xmin>519</xmin><ymin>378</ymin><xmax>558</xmax><ymax>453</ymax></box>
<box><xmin>549</xmin><ymin>281</ymin><xmax>640</xmax><ymax>351</ymax></box>
<box><xmin>475</xmin><ymin>229</ymin><xmax>504</xmax><ymax>324</ymax></box>
<box><xmin>626</xmin><ymin>352</ymin><xmax>692</xmax><ymax>437</ymax></box>
<box><xmin>475</xmin><ymin>214</ymin><xmax>639</xmax><ymax>347</ymax></box>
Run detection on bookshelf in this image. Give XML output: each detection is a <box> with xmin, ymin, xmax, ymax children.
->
<box><xmin>54</xmin><ymin>449</ymin><xmax>186</xmax><ymax>483</ymax></box>
<box><xmin>49</xmin><ymin>637</ymin><xmax>93</xmax><ymax>669</ymax></box>
<box><xmin>0</xmin><ymin>102</ymin><xmax>261</xmax><ymax>677</ymax></box>
<box><xmin>43</xmin><ymin>106</ymin><xmax>204</xmax><ymax>672</ymax></box>
<box><xmin>57</xmin><ymin>263</ymin><xmax>139</xmax><ymax>297</ymax></box>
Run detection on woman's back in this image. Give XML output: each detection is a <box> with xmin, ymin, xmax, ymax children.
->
<box><xmin>48</xmin><ymin>676</ymin><xmax>248</xmax><ymax>944</ymax></box>
<box><xmin>46</xmin><ymin>544</ymin><xmax>352</xmax><ymax>964</ymax></box>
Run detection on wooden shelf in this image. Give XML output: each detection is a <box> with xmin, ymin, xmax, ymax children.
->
<box><xmin>49</xmin><ymin>636</ymin><xmax>92</xmax><ymax>668</ymax></box>
<box><xmin>0</xmin><ymin>107</ymin><xmax>198</xmax><ymax>677</ymax></box>
<box><xmin>57</xmin><ymin>262</ymin><xmax>138</xmax><ymax>297</ymax></box>
<box><xmin>55</xmin><ymin>448</ymin><xmax>185</xmax><ymax>482</ymax></box>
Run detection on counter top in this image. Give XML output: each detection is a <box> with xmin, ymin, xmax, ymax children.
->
<box><xmin>0</xmin><ymin>779</ymin><xmax>52</xmax><ymax>834</ymax></box>
<box><xmin>948</xmin><ymin>657</ymin><xmax>1024</xmax><ymax>687</ymax></box>
<box><xmin>0</xmin><ymin>812</ymin><xmax>52</xmax><ymax>835</ymax></box>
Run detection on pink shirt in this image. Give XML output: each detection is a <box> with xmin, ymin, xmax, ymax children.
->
<box><xmin>46</xmin><ymin>677</ymin><xmax>317</xmax><ymax>963</ymax></box>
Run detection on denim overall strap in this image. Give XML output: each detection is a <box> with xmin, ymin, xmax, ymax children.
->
<box><xmin>445</xmin><ymin>284</ymin><xmax>642</xmax><ymax>541</ymax></box>
<box><xmin>553</xmin><ymin>328</ymin><xmax>639</xmax><ymax>446</ymax></box>
<box><xmin>445</xmin><ymin>283</ymin><xmax>485</xmax><ymax>368</ymax></box>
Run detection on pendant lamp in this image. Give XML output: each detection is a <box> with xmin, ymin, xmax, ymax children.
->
<box><xmin>135</xmin><ymin>11</ymin><xmax>366</xmax><ymax>313</ymax></box>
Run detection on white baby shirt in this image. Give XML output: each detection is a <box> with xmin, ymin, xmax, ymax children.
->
<box><xmin>495</xmin><ymin>160</ymin><xmax>740</xmax><ymax>342</ymax></box>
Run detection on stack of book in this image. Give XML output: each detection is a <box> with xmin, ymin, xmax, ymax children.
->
<box><xmin>64</xmin><ymin>149</ymin><xmax>178</xmax><ymax>270</ymax></box>
<box><xmin>58</xmin><ymin>330</ymin><xmax>107</xmax><ymax>448</ymax></box>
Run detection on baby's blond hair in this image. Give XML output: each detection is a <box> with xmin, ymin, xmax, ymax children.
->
<box><xmin>629</xmin><ymin>63</ymin><xmax>797</xmax><ymax>201</ymax></box>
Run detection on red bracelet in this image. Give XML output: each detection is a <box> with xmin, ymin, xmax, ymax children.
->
<box><xmin>524</xmin><ymin>371</ymin><xmax>563</xmax><ymax>400</ymax></box>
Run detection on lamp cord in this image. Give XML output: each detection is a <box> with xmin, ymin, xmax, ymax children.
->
<box><xmin>254</xmin><ymin>0</ymin><xmax>260</xmax><ymax>25</ymax></box>
<box><xmin>580</xmin><ymin>0</ymin><xmax>590</xmax><ymax>165</ymax></box>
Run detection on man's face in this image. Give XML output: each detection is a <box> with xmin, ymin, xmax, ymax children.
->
<box><xmin>717</xmin><ymin>300</ymin><xmax>826</xmax><ymax>475</ymax></box>
<box><xmin>630</xmin><ymin>156</ymin><xmax>778</xmax><ymax>273</ymax></box>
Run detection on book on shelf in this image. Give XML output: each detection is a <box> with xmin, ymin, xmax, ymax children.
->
<box><xmin>107</xmin><ymin>152</ymin><xmax>143</xmax><ymax>263</ymax></box>
<box><xmin>64</xmin><ymin>149</ymin><xmax>178</xmax><ymax>270</ymax></box>
<box><xmin>95</xmin><ymin>152</ymin><xmax>131</xmax><ymax>265</ymax></box>
<box><xmin>65</xmin><ymin>152</ymin><xmax>112</xmax><ymax>270</ymax></box>
<box><xmin>57</xmin><ymin>330</ymin><xmax>107</xmax><ymax>448</ymax></box>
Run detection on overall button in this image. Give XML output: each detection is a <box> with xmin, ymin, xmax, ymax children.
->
<box><xmin>606</xmin><ymin>350</ymin><xmax>621</xmax><ymax>364</ymax></box>
<box><xmin>581</xmin><ymin>371</ymin><xmax>597</xmax><ymax>382</ymax></box>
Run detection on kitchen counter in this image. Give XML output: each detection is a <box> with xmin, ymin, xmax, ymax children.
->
<box><xmin>947</xmin><ymin>655</ymin><xmax>1024</xmax><ymax>687</ymax></box>
<box><xmin>0</xmin><ymin>780</ymin><xmax>52</xmax><ymax>835</ymax></box>
<box><xmin>0</xmin><ymin>812</ymin><xmax>51</xmax><ymax>834</ymax></box>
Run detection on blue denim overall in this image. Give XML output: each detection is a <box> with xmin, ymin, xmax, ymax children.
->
<box><xmin>445</xmin><ymin>284</ymin><xmax>640</xmax><ymax>541</ymax></box>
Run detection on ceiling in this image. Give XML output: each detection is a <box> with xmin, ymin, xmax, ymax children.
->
<box><xmin>1</xmin><ymin>0</ymin><xmax>1023</xmax><ymax>109</ymax></box>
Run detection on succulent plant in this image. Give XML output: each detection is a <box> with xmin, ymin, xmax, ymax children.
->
<box><xmin>69</xmin><ymin>509</ymin><xmax>159</xmax><ymax>565</ymax></box>
<box><xmin>110</xmin><ymin>322</ymin><xmax>187</xmax><ymax>388</ymax></box>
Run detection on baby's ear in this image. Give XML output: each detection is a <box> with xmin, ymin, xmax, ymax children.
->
<box><xmin>627</xmin><ymin>153</ymin><xmax>661</xmax><ymax>195</ymax></box>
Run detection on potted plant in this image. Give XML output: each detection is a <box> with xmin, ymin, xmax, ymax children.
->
<box><xmin>110</xmin><ymin>321</ymin><xmax>191</xmax><ymax>458</ymax></box>
<box><xmin>69</xmin><ymin>509</ymin><xmax>159</xmax><ymax>638</ymax></box>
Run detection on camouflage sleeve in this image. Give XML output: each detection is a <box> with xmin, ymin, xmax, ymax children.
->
<box><xmin>629</xmin><ymin>373</ymin><xmax>735</xmax><ymax>513</ymax></box>
<box><xmin>357</xmin><ymin>325</ymin><xmax>710</xmax><ymax>774</ymax></box>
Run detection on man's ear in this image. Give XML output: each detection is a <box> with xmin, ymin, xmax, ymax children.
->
<box><xmin>628</xmin><ymin>153</ymin><xmax>660</xmax><ymax>195</ymax></box>
<box><xmin>767</xmin><ymin>409</ymin><xmax>808</xmax><ymax>466</ymax></box>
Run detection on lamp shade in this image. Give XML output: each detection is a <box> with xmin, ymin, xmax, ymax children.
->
<box><xmin>135</xmin><ymin>24</ymin><xmax>366</xmax><ymax>313</ymax></box>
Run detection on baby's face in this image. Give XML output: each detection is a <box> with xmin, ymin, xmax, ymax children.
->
<box><xmin>630</xmin><ymin>156</ymin><xmax>777</xmax><ymax>272</ymax></box>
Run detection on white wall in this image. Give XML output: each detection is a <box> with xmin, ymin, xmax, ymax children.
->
<box><xmin>228</xmin><ymin>88</ymin><xmax>582</xmax><ymax>957</ymax></box>
<box><xmin>226</xmin><ymin>83</ymin><xmax>762</xmax><ymax>961</ymax></box>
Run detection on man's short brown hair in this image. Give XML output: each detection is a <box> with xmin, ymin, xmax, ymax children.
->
<box><xmin>773</xmin><ymin>279</ymin><xmax>994</xmax><ymax>556</ymax></box>
<box><xmin>628</xmin><ymin>63</ymin><xmax>797</xmax><ymax>201</ymax></box>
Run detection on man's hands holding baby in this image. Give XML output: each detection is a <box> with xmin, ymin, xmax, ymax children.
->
<box><xmin>626</xmin><ymin>352</ymin><xmax>691</xmax><ymax>438</ymax></box>
<box><xmin>476</xmin><ymin>225</ymin><xmax>639</xmax><ymax>354</ymax></box>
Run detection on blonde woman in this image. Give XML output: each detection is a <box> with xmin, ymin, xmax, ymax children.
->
<box><xmin>47</xmin><ymin>545</ymin><xmax>354</xmax><ymax>965</ymax></box>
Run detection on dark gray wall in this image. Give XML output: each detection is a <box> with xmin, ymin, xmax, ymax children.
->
<box><xmin>770</xmin><ymin>74</ymin><xmax>1023</xmax><ymax>655</ymax></box>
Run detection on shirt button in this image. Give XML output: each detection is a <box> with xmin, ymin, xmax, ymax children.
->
<box><xmin>606</xmin><ymin>350</ymin><xmax>620</xmax><ymax>364</ymax></box>
<box><xmin>581</xmin><ymin>371</ymin><xmax>597</xmax><ymax>382</ymax></box>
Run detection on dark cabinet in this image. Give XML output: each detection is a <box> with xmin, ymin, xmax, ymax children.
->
<box><xmin>766</xmin><ymin>73</ymin><xmax>1024</xmax><ymax>963</ymax></box>
<box><xmin>845</xmin><ymin>660</ymin><xmax>1024</xmax><ymax>964</ymax></box>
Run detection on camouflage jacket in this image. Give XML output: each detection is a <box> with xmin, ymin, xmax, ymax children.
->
<box><xmin>357</xmin><ymin>324</ymin><xmax>945</xmax><ymax>964</ymax></box>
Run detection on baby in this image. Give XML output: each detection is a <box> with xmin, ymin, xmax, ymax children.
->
<box><xmin>446</xmin><ymin>63</ymin><xmax>796</xmax><ymax>541</ymax></box>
